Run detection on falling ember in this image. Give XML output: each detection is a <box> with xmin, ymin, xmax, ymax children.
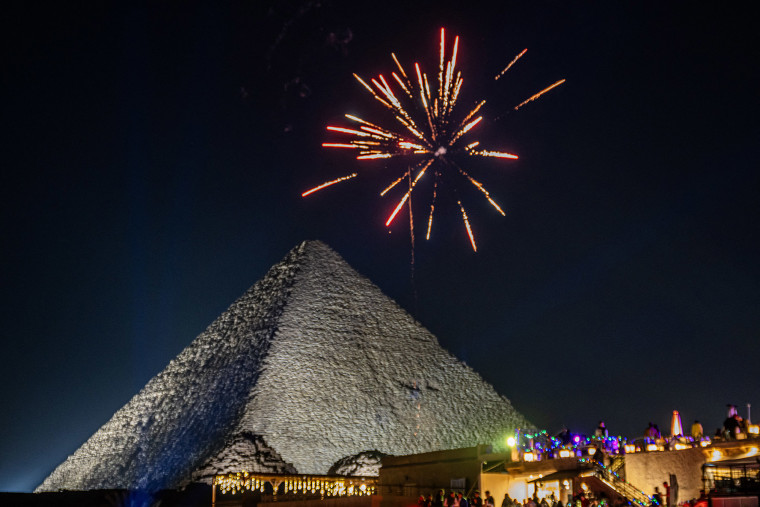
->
<box><xmin>458</xmin><ymin>200</ymin><xmax>477</xmax><ymax>252</ymax></box>
<box><xmin>514</xmin><ymin>79</ymin><xmax>566</xmax><ymax>111</ymax></box>
<box><xmin>304</xmin><ymin>29</ymin><xmax>564</xmax><ymax>250</ymax></box>
<box><xmin>495</xmin><ymin>48</ymin><xmax>527</xmax><ymax>81</ymax></box>
<box><xmin>302</xmin><ymin>174</ymin><xmax>358</xmax><ymax>197</ymax></box>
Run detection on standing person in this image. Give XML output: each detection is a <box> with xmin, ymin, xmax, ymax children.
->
<box><xmin>486</xmin><ymin>491</ymin><xmax>496</xmax><ymax>507</ymax></box>
<box><xmin>434</xmin><ymin>491</ymin><xmax>445</xmax><ymax>507</ymax></box>
<box><xmin>459</xmin><ymin>493</ymin><xmax>469</xmax><ymax>507</ymax></box>
<box><xmin>645</xmin><ymin>423</ymin><xmax>657</xmax><ymax>442</ymax></box>
<box><xmin>723</xmin><ymin>415</ymin><xmax>740</xmax><ymax>439</ymax></box>
<box><xmin>472</xmin><ymin>492</ymin><xmax>483</xmax><ymax>507</ymax></box>
<box><xmin>502</xmin><ymin>494</ymin><xmax>513</xmax><ymax>507</ymax></box>
<box><xmin>595</xmin><ymin>421</ymin><xmax>609</xmax><ymax>439</ymax></box>
<box><xmin>652</xmin><ymin>487</ymin><xmax>663</xmax><ymax>506</ymax></box>
<box><xmin>690</xmin><ymin>420</ymin><xmax>704</xmax><ymax>441</ymax></box>
<box><xmin>662</xmin><ymin>482</ymin><xmax>670</xmax><ymax>507</ymax></box>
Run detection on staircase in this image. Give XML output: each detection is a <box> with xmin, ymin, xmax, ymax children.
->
<box><xmin>579</xmin><ymin>459</ymin><xmax>652</xmax><ymax>507</ymax></box>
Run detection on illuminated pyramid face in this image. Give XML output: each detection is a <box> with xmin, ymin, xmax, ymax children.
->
<box><xmin>37</xmin><ymin>241</ymin><xmax>529</xmax><ymax>492</ymax></box>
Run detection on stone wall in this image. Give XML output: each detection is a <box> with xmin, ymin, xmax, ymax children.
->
<box><xmin>624</xmin><ymin>448</ymin><xmax>706</xmax><ymax>502</ymax></box>
<box><xmin>379</xmin><ymin>446</ymin><xmax>486</xmax><ymax>497</ymax></box>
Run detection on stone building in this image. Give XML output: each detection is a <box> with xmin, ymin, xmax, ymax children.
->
<box><xmin>37</xmin><ymin>241</ymin><xmax>529</xmax><ymax>493</ymax></box>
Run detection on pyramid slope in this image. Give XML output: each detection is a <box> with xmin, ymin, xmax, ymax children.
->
<box><xmin>236</xmin><ymin>242</ymin><xmax>529</xmax><ymax>474</ymax></box>
<box><xmin>36</xmin><ymin>244</ymin><xmax>307</xmax><ymax>492</ymax></box>
<box><xmin>37</xmin><ymin>241</ymin><xmax>529</xmax><ymax>492</ymax></box>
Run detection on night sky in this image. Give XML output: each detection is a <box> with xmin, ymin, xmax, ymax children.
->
<box><xmin>2</xmin><ymin>1</ymin><xmax>758</xmax><ymax>493</ymax></box>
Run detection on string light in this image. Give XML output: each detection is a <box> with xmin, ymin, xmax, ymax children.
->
<box><xmin>214</xmin><ymin>473</ymin><xmax>377</xmax><ymax>498</ymax></box>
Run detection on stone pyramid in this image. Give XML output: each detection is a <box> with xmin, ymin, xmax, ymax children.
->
<box><xmin>37</xmin><ymin>241</ymin><xmax>529</xmax><ymax>492</ymax></box>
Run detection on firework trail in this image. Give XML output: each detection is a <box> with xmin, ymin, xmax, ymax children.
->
<box><xmin>304</xmin><ymin>28</ymin><xmax>563</xmax><ymax>251</ymax></box>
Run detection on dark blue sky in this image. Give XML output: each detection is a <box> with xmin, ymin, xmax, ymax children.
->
<box><xmin>2</xmin><ymin>1</ymin><xmax>758</xmax><ymax>492</ymax></box>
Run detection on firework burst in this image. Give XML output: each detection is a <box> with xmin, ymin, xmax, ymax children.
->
<box><xmin>303</xmin><ymin>28</ymin><xmax>564</xmax><ymax>251</ymax></box>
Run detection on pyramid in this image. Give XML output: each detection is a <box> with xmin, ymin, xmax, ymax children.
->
<box><xmin>37</xmin><ymin>241</ymin><xmax>529</xmax><ymax>492</ymax></box>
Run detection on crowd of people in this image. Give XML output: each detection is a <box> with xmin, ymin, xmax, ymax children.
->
<box><xmin>417</xmin><ymin>490</ymin><xmax>623</xmax><ymax>507</ymax></box>
<box><xmin>517</xmin><ymin>404</ymin><xmax>757</xmax><ymax>463</ymax></box>
<box><xmin>417</xmin><ymin>490</ymin><xmax>499</xmax><ymax>507</ymax></box>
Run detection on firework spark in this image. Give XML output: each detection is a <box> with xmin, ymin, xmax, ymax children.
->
<box><xmin>304</xmin><ymin>29</ymin><xmax>563</xmax><ymax>250</ymax></box>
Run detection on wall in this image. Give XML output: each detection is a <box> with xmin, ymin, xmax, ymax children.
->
<box><xmin>624</xmin><ymin>447</ymin><xmax>705</xmax><ymax>502</ymax></box>
<box><xmin>380</xmin><ymin>446</ymin><xmax>488</xmax><ymax>497</ymax></box>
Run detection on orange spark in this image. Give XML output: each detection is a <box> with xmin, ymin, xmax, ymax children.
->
<box><xmin>302</xmin><ymin>173</ymin><xmax>358</xmax><ymax>197</ymax></box>
<box><xmin>495</xmin><ymin>48</ymin><xmax>527</xmax><ymax>80</ymax></box>
<box><xmin>322</xmin><ymin>143</ymin><xmax>358</xmax><ymax>149</ymax></box>
<box><xmin>472</xmin><ymin>150</ymin><xmax>518</xmax><ymax>159</ymax></box>
<box><xmin>458</xmin><ymin>200</ymin><xmax>477</xmax><ymax>252</ymax></box>
<box><xmin>514</xmin><ymin>78</ymin><xmax>566</xmax><ymax>110</ymax></box>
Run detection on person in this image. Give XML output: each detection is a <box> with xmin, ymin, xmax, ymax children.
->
<box><xmin>740</xmin><ymin>416</ymin><xmax>750</xmax><ymax>436</ymax></box>
<box><xmin>595</xmin><ymin>421</ymin><xmax>609</xmax><ymax>439</ymax></box>
<box><xmin>502</xmin><ymin>494</ymin><xmax>513</xmax><ymax>507</ymax></box>
<box><xmin>557</xmin><ymin>427</ymin><xmax>572</xmax><ymax>446</ymax></box>
<box><xmin>662</xmin><ymin>482</ymin><xmax>670</xmax><ymax>507</ymax></box>
<box><xmin>434</xmin><ymin>491</ymin><xmax>445</xmax><ymax>507</ymax></box>
<box><xmin>485</xmin><ymin>491</ymin><xmax>495</xmax><ymax>507</ymax></box>
<box><xmin>652</xmin><ymin>487</ymin><xmax>662</xmax><ymax>506</ymax></box>
<box><xmin>645</xmin><ymin>423</ymin><xmax>657</xmax><ymax>442</ymax></box>
<box><xmin>593</xmin><ymin>445</ymin><xmax>605</xmax><ymax>465</ymax></box>
<box><xmin>472</xmin><ymin>492</ymin><xmax>483</xmax><ymax>507</ymax></box>
<box><xmin>690</xmin><ymin>420</ymin><xmax>703</xmax><ymax>441</ymax></box>
<box><xmin>723</xmin><ymin>414</ymin><xmax>740</xmax><ymax>439</ymax></box>
<box><xmin>420</xmin><ymin>496</ymin><xmax>428</xmax><ymax>507</ymax></box>
<box><xmin>459</xmin><ymin>493</ymin><xmax>469</xmax><ymax>507</ymax></box>
<box><xmin>540</xmin><ymin>498</ymin><xmax>549</xmax><ymax>507</ymax></box>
